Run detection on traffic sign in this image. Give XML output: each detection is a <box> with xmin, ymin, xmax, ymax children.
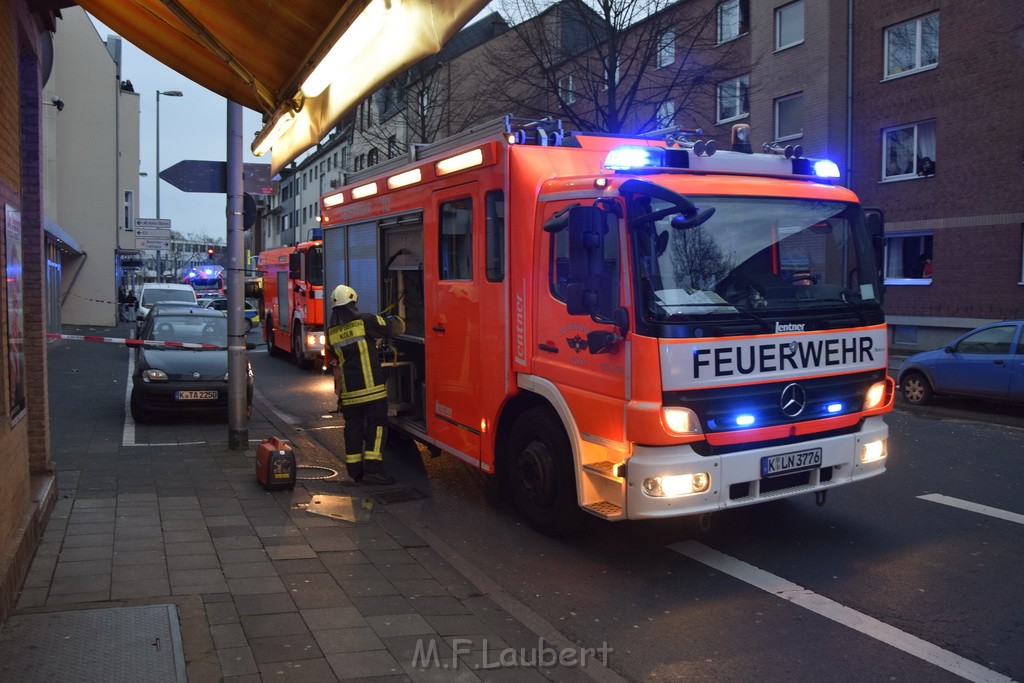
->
<box><xmin>160</xmin><ymin>160</ymin><xmax>274</xmax><ymax>195</ymax></box>
<box><xmin>135</xmin><ymin>227</ymin><xmax>170</xmax><ymax>239</ymax></box>
<box><xmin>135</xmin><ymin>237</ymin><xmax>171</xmax><ymax>250</ymax></box>
<box><xmin>135</xmin><ymin>218</ymin><xmax>171</xmax><ymax>229</ymax></box>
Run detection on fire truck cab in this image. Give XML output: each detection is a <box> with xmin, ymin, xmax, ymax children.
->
<box><xmin>320</xmin><ymin>117</ymin><xmax>893</xmax><ymax>535</ymax></box>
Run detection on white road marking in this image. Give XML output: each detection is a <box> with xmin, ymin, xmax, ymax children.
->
<box><xmin>918</xmin><ymin>494</ymin><xmax>1024</xmax><ymax>526</ymax></box>
<box><xmin>669</xmin><ymin>541</ymin><xmax>1013</xmax><ymax>683</ymax></box>
<box><xmin>253</xmin><ymin>387</ymin><xmax>300</xmax><ymax>425</ymax></box>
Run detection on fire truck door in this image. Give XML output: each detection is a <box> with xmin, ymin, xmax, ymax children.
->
<box><xmin>276</xmin><ymin>271</ymin><xmax>291</xmax><ymax>331</ymax></box>
<box><xmin>532</xmin><ymin>200</ymin><xmax>628</xmax><ymax>447</ymax></box>
<box><xmin>424</xmin><ymin>184</ymin><xmax>482</xmax><ymax>463</ymax></box>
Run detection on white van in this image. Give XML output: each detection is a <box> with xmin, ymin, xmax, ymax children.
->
<box><xmin>136</xmin><ymin>283</ymin><xmax>198</xmax><ymax>329</ymax></box>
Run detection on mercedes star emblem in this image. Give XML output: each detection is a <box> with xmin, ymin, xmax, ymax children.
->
<box><xmin>780</xmin><ymin>383</ymin><xmax>807</xmax><ymax>417</ymax></box>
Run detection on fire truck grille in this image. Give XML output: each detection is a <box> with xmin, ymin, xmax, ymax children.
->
<box><xmin>665</xmin><ymin>369</ymin><xmax>885</xmax><ymax>437</ymax></box>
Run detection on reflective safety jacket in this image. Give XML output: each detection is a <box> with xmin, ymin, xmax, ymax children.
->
<box><xmin>326</xmin><ymin>304</ymin><xmax>402</xmax><ymax>407</ymax></box>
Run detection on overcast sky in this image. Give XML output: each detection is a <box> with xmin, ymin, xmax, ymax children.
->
<box><xmin>89</xmin><ymin>16</ymin><xmax>269</xmax><ymax>243</ymax></box>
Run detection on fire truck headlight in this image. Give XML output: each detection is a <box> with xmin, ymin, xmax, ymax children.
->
<box><xmin>663</xmin><ymin>407</ymin><xmax>702</xmax><ymax>435</ymax></box>
<box><xmin>142</xmin><ymin>369</ymin><xmax>168</xmax><ymax>382</ymax></box>
<box><xmin>642</xmin><ymin>473</ymin><xmax>711</xmax><ymax>498</ymax></box>
<box><xmin>863</xmin><ymin>381</ymin><xmax>886</xmax><ymax>410</ymax></box>
<box><xmin>861</xmin><ymin>439</ymin><xmax>886</xmax><ymax>463</ymax></box>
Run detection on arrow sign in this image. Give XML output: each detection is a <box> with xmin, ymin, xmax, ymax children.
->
<box><xmin>135</xmin><ymin>237</ymin><xmax>171</xmax><ymax>250</ymax></box>
<box><xmin>135</xmin><ymin>227</ymin><xmax>171</xmax><ymax>239</ymax></box>
<box><xmin>160</xmin><ymin>160</ymin><xmax>274</xmax><ymax>195</ymax></box>
<box><xmin>135</xmin><ymin>218</ymin><xmax>171</xmax><ymax>229</ymax></box>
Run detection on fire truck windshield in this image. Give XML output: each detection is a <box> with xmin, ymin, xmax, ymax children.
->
<box><xmin>628</xmin><ymin>194</ymin><xmax>881</xmax><ymax>329</ymax></box>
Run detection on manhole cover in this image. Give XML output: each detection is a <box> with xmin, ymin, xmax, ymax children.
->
<box><xmin>296</xmin><ymin>465</ymin><xmax>339</xmax><ymax>480</ymax></box>
<box><xmin>367</xmin><ymin>486</ymin><xmax>427</xmax><ymax>504</ymax></box>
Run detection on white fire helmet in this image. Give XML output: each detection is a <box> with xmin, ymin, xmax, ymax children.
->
<box><xmin>331</xmin><ymin>284</ymin><xmax>358</xmax><ymax>307</ymax></box>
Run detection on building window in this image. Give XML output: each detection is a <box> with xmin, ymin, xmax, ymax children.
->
<box><xmin>774</xmin><ymin>92</ymin><xmax>803</xmax><ymax>140</ymax></box>
<box><xmin>602</xmin><ymin>59</ymin><xmax>621</xmax><ymax>91</ymax></box>
<box><xmin>882</xmin><ymin>120</ymin><xmax>936</xmax><ymax>180</ymax></box>
<box><xmin>418</xmin><ymin>89</ymin><xmax>429</xmax><ymax>119</ymax></box>
<box><xmin>368</xmin><ymin>147</ymin><xmax>379</xmax><ymax>167</ymax></box>
<box><xmin>775</xmin><ymin>1</ymin><xmax>804</xmax><ymax>51</ymax></box>
<box><xmin>657</xmin><ymin>29</ymin><xmax>676</xmax><ymax>67</ymax></box>
<box><xmin>388</xmin><ymin>135</ymin><xmax>398</xmax><ymax>158</ymax></box>
<box><xmin>439</xmin><ymin>198</ymin><xmax>473</xmax><ymax>281</ymax></box>
<box><xmin>717</xmin><ymin>75</ymin><xmax>749</xmax><ymax>123</ymax></box>
<box><xmin>123</xmin><ymin>190</ymin><xmax>134</xmax><ymax>231</ymax></box>
<box><xmin>558</xmin><ymin>74</ymin><xmax>576</xmax><ymax>104</ymax></box>
<box><xmin>485</xmin><ymin>190</ymin><xmax>505</xmax><ymax>282</ymax></box>
<box><xmin>657</xmin><ymin>101</ymin><xmax>675</xmax><ymax>127</ymax></box>
<box><xmin>884</xmin><ymin>233</ymin><xmax>933</xmax><ymax>282</ymax></box>
<box><xmin>885</xmin><ymin>13</ymin><xmax>938</xmax><ymax>78</ymax></box>
<box><xmin>717</xmin><ymin>0</ymin><xmax>749</xmax><ymax>44</ymax></box>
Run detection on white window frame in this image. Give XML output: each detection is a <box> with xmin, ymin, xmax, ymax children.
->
<box><xmin>656</xmin><ymin>101</ymin><xmax>675</xmax><ymax>127</ymax></box>
<box><xmin>775</xmin><ymin>1</ymin><xmax>804</xmax><ymax>51</ymax></box>
<box><xmin>717</xmin><ymin>0</ymin><xmax>748</xmax><ymax>44</ymax></box>
<box><xmin>883</xmin><ymin>232</ymin><xmax>933</xmax><ymax>284</ymax></box>
<box><xmin>716</xmin><ymin>75</ymin><xmax>749</xmax><ymax>124</ymax></box>
<box><xmin>774</xmin><ymin>92</ymin><xmax>803</xmax><ymax>141</ymax></box>
<box><xmin>123</xmin><ymin>190</ymin><xmax>134</xmax><ymax>231</ymax></box>
<box><xmin>881</xmin><ymin>120</ymin><xmax>936</xmax><ymax>181</ymax></box>
<box><xmin>884</xmin><ymin>12</ymin><xmax>939</xmax><ymax>79</ymax></box>
<box><xmin>658</xmin><ymin>29</ymin><xmax>676</xmax><ymax>68</ymax></box>
<box><xmin>558</xmin><ymin>74</ymin><xmax>576</xmax><ymax>105</ymax></box>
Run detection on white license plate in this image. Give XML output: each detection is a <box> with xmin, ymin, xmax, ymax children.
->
<box><xmin>761</xmin><ymin>448</ymin><xmax>822</xmax><ymax>477</ymax></box>
<box><xmin>176</xmin><ymin>390</ymin><xmax>218</xmax><ymax>400</ymax></box>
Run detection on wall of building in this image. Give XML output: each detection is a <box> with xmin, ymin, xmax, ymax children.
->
<box><xmin>48</xmin><ymin>7</ymin><xmax>120</xmax><ymax>326</ymax></box>
<box><xmin>0</xmin><ymin>0</ymin><xmax>58</xmax><ymax>627</ymax></box>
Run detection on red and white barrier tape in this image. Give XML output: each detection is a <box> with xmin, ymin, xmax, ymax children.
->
<box><xmin>46</xmin><ymin>332</ymin><xmax>224</xmax><ymax>350</ymax></box>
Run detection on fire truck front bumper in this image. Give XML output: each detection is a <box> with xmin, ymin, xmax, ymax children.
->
<box><xmin>622</xmin><ymin>416</ymin><xmax>888</xmax><ymax>520</ymax></box>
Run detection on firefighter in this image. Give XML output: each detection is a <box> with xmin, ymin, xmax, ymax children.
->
<box><xmin>325</xmin><ymin>284</ymin><xmax>405</xmax><ymax>485</ymax></box>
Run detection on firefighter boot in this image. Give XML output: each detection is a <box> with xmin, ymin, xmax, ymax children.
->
<box><xmin>362</xmin><ymin>459</ymin><xmax>394</xmax><ymax>486</ymax></box>
<box><xmin>345</xmin><ymin>461</ymin><xmax>364</xmax><ymax>483</ymax></box>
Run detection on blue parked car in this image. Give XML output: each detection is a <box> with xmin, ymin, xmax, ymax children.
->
<box><xmin>897</xmin><ymin>320</ymin><xmax>1024</xmax><ymax>405</ymax></box>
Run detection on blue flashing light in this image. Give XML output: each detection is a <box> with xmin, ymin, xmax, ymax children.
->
<box><xmin>605</xmin><ymin>146</ymin><xmax>665</xmax><ymax>171</ymax></box>
<box><xmin>735</xmin><ymin>414</ymin><xmax>756</xmax><ymax>427</ymax></box>
<box><xmin>826</xmin><ymin>402</ymin><xmax>843</xmax><ymax>414</ymax></box>
<box><xmin>814</xmin><ymin>160</ymin><xmax>841</xmax><ymax>179</ymax></box>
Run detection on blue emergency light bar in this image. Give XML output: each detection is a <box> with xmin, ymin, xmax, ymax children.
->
<box><xmin>603</xmin><ymin>144</ymin><xmax>841</xmax><ymax>180</ymax></box>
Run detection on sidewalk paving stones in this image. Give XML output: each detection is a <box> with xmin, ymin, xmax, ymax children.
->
<box><xmin>0</xmin><ymin>325</ymin><xmax>611</xmax><ymax>682</ymax></box>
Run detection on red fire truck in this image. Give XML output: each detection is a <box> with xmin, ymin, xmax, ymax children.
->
<box><xmin>320</xmin><ymin>117</ymin><xmax>893</xmax><ymax>535</ymax></box>
<box><xmin>257</xmin><ymin>235</ymin><xmax>325</xmax><ymax>369</ymax></box>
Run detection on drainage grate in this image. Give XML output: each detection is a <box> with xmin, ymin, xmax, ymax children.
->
<box><xmin>367</xmin><ymin>486</ymin><xmax>427</xmax><ymax>504</ymax></box>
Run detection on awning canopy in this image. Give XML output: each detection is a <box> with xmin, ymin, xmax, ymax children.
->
<box><xmin>71</xmin><ymin>0</ymin><xmax>488</xmax><ymax>172</ymax></box>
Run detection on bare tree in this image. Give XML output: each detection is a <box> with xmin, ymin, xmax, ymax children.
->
<box><xmin>482</xmin><ymin>0</ymin><xmax>745</xmax><ymax>134</ymax></box>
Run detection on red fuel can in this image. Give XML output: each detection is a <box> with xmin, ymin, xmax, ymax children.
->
<box><xmin>256</xmin><ymin>437</ymin><xmax>296</xmax><ymax>491</ymax></box>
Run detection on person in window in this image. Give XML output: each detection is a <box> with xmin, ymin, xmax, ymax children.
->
<box><xmin>913</xmin><ymin>253</ymin><xmax>933</xmax><ymax>278</ymax></box>
<box><xmin>917</xmin><ymin>157</ymin><xmax>935</xmax><ymax>176</ymax></box>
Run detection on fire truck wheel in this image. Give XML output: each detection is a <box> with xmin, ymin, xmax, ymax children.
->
<box><xmin>508</xmin><ymin>407</ymin><xmax>584</xmax><ymax>537</ymax></box>
<box><xmin>293</xmin><ymin>328</ymin><xmax>312</xmax><ymax>370</ymax></box>
<box><xmin>900</xmin><ymin>371</ymin><xmax>934</xmax><ymax>405</ymax></box>
<box><xmin>266</xmin><ymin>318</ymin><xmax>284</xmax><ymax>357</ymax></box>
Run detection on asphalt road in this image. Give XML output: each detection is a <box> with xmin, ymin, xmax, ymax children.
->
<box><xmin>244</xmin><ymin>338</ymin><xmax>1024</xmax><ymax>682</ymax></box>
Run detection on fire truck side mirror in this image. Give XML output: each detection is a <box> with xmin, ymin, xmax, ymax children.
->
<box><xmin>566</xmin><ymin>283</ymin><xmax>597</xmax><ymax>316</ymax></box>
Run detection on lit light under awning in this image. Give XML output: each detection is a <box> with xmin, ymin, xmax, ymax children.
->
<box><xmin>74</xmin><ymin>0</ymin><xmax>489</xmax><ymax>174</ymax></box>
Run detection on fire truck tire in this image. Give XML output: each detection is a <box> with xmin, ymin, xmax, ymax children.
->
<box><xmin>266</xmin><ymin>318</ymin><xmax>284</xmax><ymax>357</ymax></box>
<box><xmin>508</xmin><ymin>407</ymin><xmax>584</xmax><ymax>537</ymax></box>
<box><xmin>293</xmin><ymin>327</ymin><xmax>312</xmax><ymax>370</ymax></box>
<box><xmin>900</xmin><ymin>371</ymin><xmax>934</xmax><ymax>405</ymax></box>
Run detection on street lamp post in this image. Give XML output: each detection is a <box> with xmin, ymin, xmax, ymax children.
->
<box><xmin>156</xmin><ymin>89</ymin><xmax>183</xmax><ymax>282</ymax></box>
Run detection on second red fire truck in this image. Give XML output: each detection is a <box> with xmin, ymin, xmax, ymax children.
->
<box><xmin>319</xmin><ymin>117</ymin><xmax>893</xmax><ymax>535</ymax></box>
<box><xmin>258</xmin><ymin>235</ymin><xmax>326</xmax><ymax>369</ymax></box>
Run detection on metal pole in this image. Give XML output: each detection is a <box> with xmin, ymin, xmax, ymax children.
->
<box><xmin>227</xmin><ymin>100</ymin><xmax>248</xmax><ymax>449</ymax></box>
<box><xmin>155</xmin><ymin>90</ymin><xmax>161</xmax><ymax>282</ymax></box>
